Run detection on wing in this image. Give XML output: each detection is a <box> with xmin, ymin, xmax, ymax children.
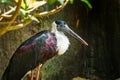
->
<box><xmin>1</xmin><ymin>30</ymin><xmax>57</xmax><ymax>80</ymax></box>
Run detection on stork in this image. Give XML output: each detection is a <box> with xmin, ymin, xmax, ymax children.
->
<box><xmin>1</xmin><ymin>20</ymin><xmax>88</xmax><ymax>80</ymax></box>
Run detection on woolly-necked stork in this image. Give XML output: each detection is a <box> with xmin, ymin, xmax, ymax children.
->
<box><xmin>1</xmin><ymin>20</ymin><xmax>88</xmax><ymax>80</ymax></box>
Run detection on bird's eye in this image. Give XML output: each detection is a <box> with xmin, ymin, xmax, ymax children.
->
<box><xmin>59</xmin><ymin>24</ymin><xmax>63</xmax><ymax>27</ymax></box>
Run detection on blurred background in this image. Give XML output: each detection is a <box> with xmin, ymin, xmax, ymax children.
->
<box><xmin>0</xmin><ymin>0</ymin><xmax>120</xmax><ymax>80</ymax></box>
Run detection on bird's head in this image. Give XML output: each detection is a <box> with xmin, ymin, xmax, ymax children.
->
<box><xmin>52</xmin><ymin>20</ymin><xmax>88</xmax><ymax>46</ymax></box>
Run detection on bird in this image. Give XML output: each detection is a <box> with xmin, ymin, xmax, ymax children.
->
<box><xmin>1</xmin><ymin>20</ymin><xmax>88</xmax><ymax>80</ymax></box>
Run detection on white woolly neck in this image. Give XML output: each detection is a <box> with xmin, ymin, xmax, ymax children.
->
<box><xmin>51</xmin><ymin>22</ymin><xmax>70</xmax><ymax>55</ymax></box>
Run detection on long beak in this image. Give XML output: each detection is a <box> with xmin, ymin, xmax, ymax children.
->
<box><xmin>64</xmin><ymin>25</ymin><xmax>88</xmax><ymax>46</ymax></box>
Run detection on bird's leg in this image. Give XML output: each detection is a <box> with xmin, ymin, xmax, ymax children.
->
<box><xmin>30</xmin><ymin>70</ymin><xmax>34</xmax><ymax>80</ymax></box>
<box><xmin>35</xmin><ymin>64</ymin><xmax>41</xmax><ymax>80</ymax></box>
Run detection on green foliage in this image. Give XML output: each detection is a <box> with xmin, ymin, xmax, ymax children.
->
<box><xmin>69</xmin><ymin>0</ymin><xmax>92</xmax><ymax>9</ymax></box>
<box><xmin>81</xmin><ymin>0</ymin><xmax>92</xmax><ymax>9</ymax></box>
<box><xmin>27</xmin><ymin>14</ymin><xmax>39</xmax><ymax>23</ymax></box>
<box><xmin>19</xmin><ymin>8</ymin><xmax>39</xmax><ymax>23</ymax></box>
<box><xmin>0</xmin><ymin>0</ymin><xmax>9</xmax><ymax>3</ymax></box>
<box><xmin>47</xmin><ymin>0</ymin><xmax>57</xmax><ymax>5</ymax></box>
<box><xmin>69</xmin><ymin>0</ymin><xmax>74</xmax><ymax>4</ymax></box>
<box><xmin>57</xmin><ymin>0</ymin><xmax>64</xmax><ymax>5</ymax></box>
<box><xmin>47</xmin><ymin>0</ymin><xmax>64</xmax><ymax>5</ymax></box>
<box><xmin>47</xmin><ymin>0</ymin><xmax>92</xmax><ymax>9</ymax></box>
<box><xmin>23</xmin><ymin>0</ymin><xmax>29</xmax><ymax>10</ymax></box>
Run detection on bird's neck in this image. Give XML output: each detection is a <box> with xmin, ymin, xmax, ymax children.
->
<box><xmin>54</xmin><ymin>31</ymin><xmax>70</xmax><ymax>55</ymax></box>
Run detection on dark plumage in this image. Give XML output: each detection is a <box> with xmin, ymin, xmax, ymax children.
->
<box><xmin>1</xmin><ymin>20</ymin><xmax>88</xmax><ymax>80</ymax></box>
<box><xmin>1</xmin><ymin>30</ymin><xmax>57</xmax><ymax>80</ymax></box>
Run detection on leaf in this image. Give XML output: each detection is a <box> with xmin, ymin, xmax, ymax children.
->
<box><xmin>57</xmin><ymin>0</ymin><xmax>64</xmax><ymax>5</ymax></box>
<box><xmin>28</xmin><ymin>15</ymin><xmax>39</xmax><ymax>23</ymax></box>
<box><xmin>81</xmin><ymin>0</ymin><xmax>92</xmax><ymax>9</ymax></box>
<box><xmin>23</xmin><ymin>0</ymin><xmax>28</xmax><ymax>10</ymax></box>
<box><xmin>0</xmin><ymin>0</ymin><xmax>10</xmax><ymax>3</ymax></box>
<box><xmin>15</xmin><ymin>0</ymin><xmax>36</xmax><ymax>10</ymax></box>
<box><xmin>47</xmin><ymin>0</ymin><xmax>57</xmax><ymax>5</ymax></box>
<box><xmin>69</xmin><ymin>0</ymin><xmax>74</xmax><ymax>4</ymax></box>
<box><xmin>20</xmin><ymin>8</ymin><xmax>26</xmax><ymax>16</ymax></box>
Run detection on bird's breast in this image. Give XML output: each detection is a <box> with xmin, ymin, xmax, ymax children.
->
<box><xmin>55</xmin><ymin>32</ymin><xmax>70</xmax><ymax>55</ymax></box>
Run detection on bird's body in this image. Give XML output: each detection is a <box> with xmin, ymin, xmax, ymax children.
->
<box><xmin>1</xmin><ymin>20</ymin><xmax>88</xmax><ymax>80</ymax></box>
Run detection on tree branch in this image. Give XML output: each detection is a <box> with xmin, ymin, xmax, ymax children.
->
<box><xmin>8</xmin><ymin>19</ymin><xmax>32</xmax><ymax>31</ymax></box>
<box><xmin>0</xmin><ymin>1</ymin><xmax>47</xmax><ymax>20</ymax></box>
<box><xmin>0</xmin><ymin>0</ymin><xmax>22</xmax><ymax>36</ymax></box>
<box><xmin>0</xmin><ymin>7</ymin><xmax>16</xmax><ymax>19</ymax></box>
<box><xmin>35</xmin><ymin>0</ymin><xmax>69</xmax><ymax>17</ymax></box>
<box><xmin>0</xmin><ymin>0</ymin><xmax>69</xmax><ymax>35</ymax></box>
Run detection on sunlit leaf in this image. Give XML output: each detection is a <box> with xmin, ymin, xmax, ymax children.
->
<box><xmin>15</xmin><ymin>0</ymin><xmax>36</xmax><ymax>9</ymax></box>
<box><xmin>47</xmin><ymin>0</ymin><xmax>57</xmax><ymax>5</ymax></box>
<box><xmin>81</xmin><ymin>0</ymin><xmax>92</xmax><ymax>9</ymax></box>
<box><xmin>23</xmin><ymin>0</ymin><xmax>28</xmax><ymax>10</ymax></box>
<box><xmin>28</xmin><ymin>15</ymin><xmax>39</xmax><ymax>23</ymax></box>
<box><xmin>57</xmin><ymin>0</ymin><xmax>64</xmax><ymax>5</ymax></box>
<box><xmin>0</xmin><ymin>0</ymin><xmax>10</xmax><ymax>3</ymax></box>
<box><xmin>20</xmin><ymin>8</ymin><xmax>26</xmax><ymax>15</ymax></box>
<box><xmin>69</xmin><ymin>0</ymin><xmax>74</xmax><ymax>4</ymax></box>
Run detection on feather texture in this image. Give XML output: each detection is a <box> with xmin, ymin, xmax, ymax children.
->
<box><xmin>1</xmin><ymin>30</ymin><xmax>57</xmax><ymax>80</ymax></box>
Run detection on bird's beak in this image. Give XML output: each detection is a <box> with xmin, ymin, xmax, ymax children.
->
<box><xmin>64</xmin><ymin>25</ymin><xmax>88</xmax><ymax>46</ymax></box>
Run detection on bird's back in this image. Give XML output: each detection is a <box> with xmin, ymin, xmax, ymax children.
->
<box><xmin>1</xmin><ymin>30</ymin><xmax>57</xmax><ymax>80</ymax></box>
